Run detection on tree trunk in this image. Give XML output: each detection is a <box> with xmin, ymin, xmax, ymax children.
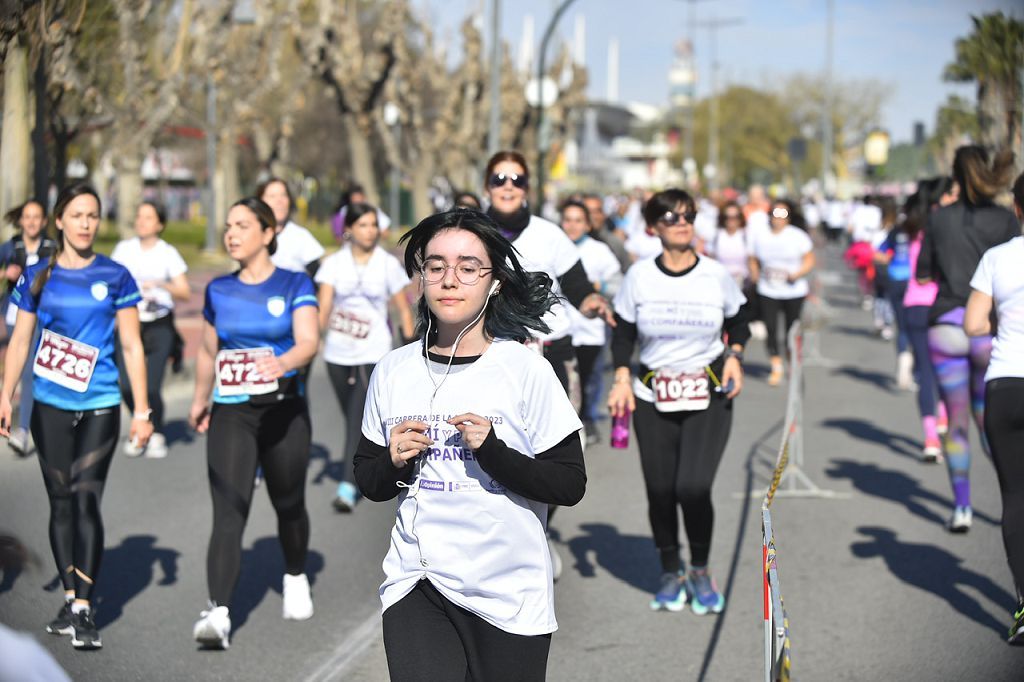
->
<box><xmin>116</xmin><ymin>151</ymin><xmax>144</xmax><ymax>238</ymax></box>
<box><xmin>32</xmin><ymin>45</ymin><xmax>50</xmax><ymax>201</ymax></box>
<box><xmin>411</xmin><ymin>159</ymin><xmax>433</xmax><ymax>223</ymax></box>
<box><xmin>1</xmin><ymin>40</ymin><xmax>32</xmax><ymax>231</ymax></box>
<box><xmin>215</xmin><ymin>125</ymin><xmax>239</xmax><ymax>226</ymax></box>
<box><xmin>977</xmin><ymin>81</ymin><xmax>1006</xmax><ymax>153</ymax></box>
<box><xmin>342</xmin><ymin>113</ymin><xmax>379</xmax><ymax>205</ymax></box>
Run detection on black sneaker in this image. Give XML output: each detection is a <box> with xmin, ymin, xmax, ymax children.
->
<box><xmin>1009</xmin><ymin>602</ymin><xmax>1024</xmax><ymax>644</ymax></box>
<box><xmin>71</xmin><ymin>609</ymin><xmax>102</xmax><ymax>650</ymax></box>
<box><xmin>45</xmin><ymin>601</ymin><xmax>74</xmax><ymax>636</ymax></box>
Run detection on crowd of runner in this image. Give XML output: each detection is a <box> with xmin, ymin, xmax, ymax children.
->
<box><xmin>1</xmin><ymin>142</ymin><xmax>1022</xmax><ymax>678</ymax></box>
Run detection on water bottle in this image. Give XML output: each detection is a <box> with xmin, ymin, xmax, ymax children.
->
<box><xmin>610</xmin><ymin>410</ymin><xmax>631</xmax><ymax>449</ymax></box>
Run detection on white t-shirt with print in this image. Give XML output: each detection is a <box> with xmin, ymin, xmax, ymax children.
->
<box><xmin>970</xmin><ymin>236</ymin><xmax>1024</xmax><ymax>382</ymax></box>
<box><xmin>750</xmin><ymin>226</ymin><xmax>813</xmax><ymax>300</ymax></box>
<box><xmin>272</xmin><ymin>221</ymin><xmax>326</xmax><ymax>273</ymax></box>
<box><xmin>110</xmin><ymin>237</ymin><xmax>188</xmax><ymax>322</ymax></box>
<box><xmin>614</xmin><ymin>256</ymin><xmax>745</xmax><ymax>402</ymax></box>
<box><xmin>513</xmin><ymin>215</ymin><xmax>581</xmax><ymax>341</ymax></box>
<box><xmin>569</xmin><ymin>237</ymin><xmax>621</xmax><ymax>347</ymax></box>
<box><xmin>363</xmin><ymin>339</ymin><xmax>582</xmax><ymax>636</ymax></box>
<box><xmin>706</xmin><ymin>229</ymin><xmax>750</xmax><ymax>287</ymax></box>
<box><xmin>316</xmin><ymin>245</ymin><xmax>410</xmax><ymax>366</ymax></box>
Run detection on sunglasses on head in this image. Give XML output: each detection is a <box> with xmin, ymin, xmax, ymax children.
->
<box><xmin>489</xmin><ymin>173</ymin><xmax>529</xmax><ymax>190</ymax></box>
<box><xmin>657</xmin><ymin>210</ymin><xmax>698</xmax><ymax>226</ymax></box>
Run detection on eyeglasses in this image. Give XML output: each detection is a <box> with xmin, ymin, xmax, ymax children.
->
<box><xmin>771</xmin><ymin>207</ymin><xmax>790</xmax><ymax>220</ymax></box>
<box><xmin>657</xmin><ymin>210</ymin><xmax>698</xmax><ymax>226</ymax></box>
<box><xmin>421</xmin><ymin>260</ymin><xmax>493</xmax><ymax>285</ymax></box>
<box><xmin>489</xmin><ymin>173</ymin><xmax>529</xmax><ymax>190</ymax></box>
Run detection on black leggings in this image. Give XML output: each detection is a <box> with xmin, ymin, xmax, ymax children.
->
<box><xmin>205</xmin><ymin>398</ymin><xmax>311</xmax><ymax>606</ymax></box>
<box><xmin>383</xmin><ymin>579</ymin><xmax>551</xmax><ymax>682</ymax></box>
<box><xmin>574</xmin><ymin>345</ymin><xmax>602</xmax><ymax>423</ymax></box>
<box><xmin>760</xmin><ymin>295</ymin><xmax>804</xmax><ymax>358</ymax></box>
<box><xmin>633</xmin><ymin>394</ymin><xmax>733</xmax><ymax>571</ymax></box>
<box><xmin>543</xmin><ymin>337</ymin><xmax>580</xmax><ymax>414</ymax></box>
<box><xmin>325</xmin><ymin>362</ymin><xmax>374</xmax><ymax>485</ymax></box>
<box><xmin>984</xmin><ymin>378</ymin><xmax>1024</xmax><ymax>594</ymax></box>
<box><xmin>30</xmin><ymin>401</ymin><xmax>120</xmax><ymax>602</ymax></box>
<box><xmin>117</xmin><ymin>314</ymin><xmax>176</xmax><ymax>431</ymax></box>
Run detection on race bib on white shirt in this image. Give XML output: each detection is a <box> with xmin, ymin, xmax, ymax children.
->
<box><xmin>215</xmin><ymin>347</ymin><xmax>279</xmax><ymax>396</ymax></box>
<box><xmin>329</xmin><ymin>308</ymin><xmax>372</xmax><ymax>339</ymax></box>
<box><xmin>651</xmin><ymin>368</ymin><xmax>710</xmax><ymax>412</ymax></box>
<box><xmin>33</xmin><ymin>329</ymin><xmax>99</xmax><ymax>393</ymax></box>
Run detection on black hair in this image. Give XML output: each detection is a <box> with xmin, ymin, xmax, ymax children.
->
<box><xmin>4</xmin><ymin>198</ymin><xmax>47</xmax><ymax>229</ymax></box>
<box><xmin>902</xmin><ymin>176</ymin><xmax>955</xmax><ymax>240</ymax></box>
<box><xmin>642</xmin><ymin>188</ymin><xmax>696</xmax><ymax>226</ymax></box>
<box><xmin>452</xmin><ymin>191</ymin><xmax>482</xmax><ymax>210</ymax></box>
<box><xmin>1014</xmin><ymin>172</ymin><xmax>1024</xmax><ymax>214</ymax></box>
<box><xmin>716</xmin><ymin>200</ymin><xmax>746</xmax><ymax>229</ymax></box>
<box><xmin>769</xmin><ymin>197</ymin><xmax>807</xmax><ymax>231</ymax></box>
<box><xmin>255</xmin><ymin>177</ymin><xmax>294</xmax><ymax>223</ymax></box>
<box><xmin>344</xmin><ymin>202</ymin><xmax>378</xmax><ymax>229</ymax></box>
<box><xmin>138</xmin><ymin>200</ymin><xmax>167</xmax><ymax>228</ymax></box>
<box><xmin>32</xmin><ymin>183</ymin><xmax>100</xmax><ymax>297</ymax></box>
<box><xmin>230</xmin><ymin>197</ymin><xmax>278</xmax><ymax>256</ymax></box>
<box><xmin>335</xmin><ymin>184</ymin><xmax>367</xmax><ymax>213</ymax></box>
<box><xmin>399</xmin><ymin>208</ymin><xmax>558</xmax><ymax>343</ymax></box>
<box><xmin>560</xmin><ymin>199</ymin><xmax>593</xmax><ymax>228</ymax></box>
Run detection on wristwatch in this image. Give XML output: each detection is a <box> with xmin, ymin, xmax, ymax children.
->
<box><xmin>133</xmin><ymin>409</ymin><xmax>153</xmax><ymax>422</ymax></box>
<box><xmin>725</xmin><ymin>348</ymin><xmax>744</xmax><ymax>363</ymax></box>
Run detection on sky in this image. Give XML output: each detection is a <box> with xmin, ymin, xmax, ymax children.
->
<box><xmin>416</xmin><ymin>0</ymin><xmax>1021</xmax><ymax>144</ymax></box>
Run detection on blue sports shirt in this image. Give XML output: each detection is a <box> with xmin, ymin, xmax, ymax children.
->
<box><xmin>12</xmin><ymin>255</ymin><xmax>141</xmax><ymax>410</ymax></box>
<box><xmin>203</xmin><ymin>268</ymin><xmax>318</xmax><ymax>404</ymax></box>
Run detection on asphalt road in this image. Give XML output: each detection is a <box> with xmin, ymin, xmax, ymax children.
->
<box><xmin>1</xmin><ymin>253</ymin><xmax>1021</xmax><ymax>680</ymax></box>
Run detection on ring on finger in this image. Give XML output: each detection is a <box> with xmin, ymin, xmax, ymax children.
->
<box><xmin>397</xmin><ymin>443</ymin><xmax>404</xmax><ymax>453</ymax></box>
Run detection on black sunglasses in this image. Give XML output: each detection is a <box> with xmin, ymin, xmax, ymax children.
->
<box><xmin>657</xmin><ymin>210</ymin><xmax>698</xmax><ymax>226</ymax></box>
<box><xmin>489</xmin><ymin>173</ymin><xmax>529</xmax><ymax>190</ymax></box>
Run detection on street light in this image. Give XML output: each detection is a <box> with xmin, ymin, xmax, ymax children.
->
<box><xmin>383</xmin><ymin>102</ymin><xmax>401</xmax><ymax>226</ymax></box>
<box><xmin>533</xmin><ymin>0</ymin><xmax>579</xmax><ymax>216</ymax></box>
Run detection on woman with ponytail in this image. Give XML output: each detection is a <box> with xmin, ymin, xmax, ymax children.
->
<box><xmin>0</xmin><ymin>184</ymin><xmax>153</xmax><ymax>650</ymax></box>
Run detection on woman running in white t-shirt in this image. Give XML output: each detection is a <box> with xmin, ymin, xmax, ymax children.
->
<box><xmin>608</xmin><ymin>188</ymin><xmax>748</xmax><ymax>615</ymax></box>
<box><xmin>316</xmin><ymin>203</ymin><xmax>414</xmax><ymax>512</ymax></box>
<box><xmin>111</xmin><ymin>201</ymin><xmax>191</xmax><ymax>458</ymax></box>
<box><xmin>748</xmin><ymin>199</ymin><xmax>815</xmax><ymax>386</ymax></box>
<box><xmin>353</xmin><ymin>208</ymin><xmax>585</xmax><ymax>681</ymax></box>
<box><xmin>964</xmin><ymin>171</ymin><xmax>1024</xmax><ymax>642</ymax></box>
<box><xmin>258</xmin><ymin>177</ymin><xmax>325</xmax><ymax>277</ymax></box>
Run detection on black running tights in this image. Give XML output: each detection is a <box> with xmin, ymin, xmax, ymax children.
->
<box><xmin>985</xmin><ymin>378</ymin><xmax>1024</xmax><ymax>595</ymax></box>
<box><xmin>31</xmin><ymin>401</ymin><xmax>120</xmax><ymax>602</ymax></box>
<box><xmin>383</xmin><ymin>579</ymin><xmax>551</xmax><ymax>682</ymax></box>
<box><xmin>633</xmin><ymin>395</ymin><xmax>733</xmax><ymax>572</ymax></box>
<box><xmin>117</xmin><ymin>314</ymin><xmax>176</xmax><ymax>431</ymax></box>
<box><xmin>205</xmin><ymin>398</ymin><xmax>311</xmax><ymax>606</ymax></box>
<box><xmin>760</xmin><ymin>295</ymin><xmax>804</xmax><ymax>359</ymax></box>
<box><xmin>325</xmin><ymin>362</ymin><xmax>374</xmax><ymax>485</ymax></box>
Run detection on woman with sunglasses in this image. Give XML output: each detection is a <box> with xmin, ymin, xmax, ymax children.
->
<box><xmin>353</xmin><ymin>208</ymin><xmax>585</xmax><ymax>681</ymax></box>
<box><xmin>748</xmin><ymin>199</ymin><xmax>815</xmax><ymax>386</ymax></box>
<box><xmin>608</xmin><ymin>188</ymin><xmax>747</xmax><ymax>615</ymax></box>
<box><xmin>189</xmin><ymin>197</ymin><xmax>319</xmax><ymax>649</ymax></box>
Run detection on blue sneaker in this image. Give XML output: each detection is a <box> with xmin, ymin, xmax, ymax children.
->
<box><xmin>688</xmin><ymin>568</ymin><xmax>725</xmax><ymax>615</ymax></box>
<box><xmin>649</xmin><ymin>572</ymin><xmax>687</xmax><ymax>612</ymax></box>
<box><xmin>333</xmin><ymin>481</ymin><xmax>358</xmax><ymax>513</ymax></box>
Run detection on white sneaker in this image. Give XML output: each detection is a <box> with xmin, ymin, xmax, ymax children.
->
<box><xmin>749</xmin><ymin>320</ymin><xmax>767</xmax><ymax>341</ymax></box>
<box><xmin>123</xmin><ymin>436</ymin><xmax>144</xmax><ymax>458</ymax></box>
<box><xmin>948</xmin><ymin>506</ymin><xmax>973</xmax><ymax>533</ymax></box>
<box><xmin>8</xmin><ymin>427</ymin><xmax>28</xmax><ymax>456</ymax></box>
<box><xmin>896</xmin><ymin>351</ymin><xmax>914</xmax><ymax>391</ymax></box>
<box><xmin>193</xmin><ymin>603</ymin><xmax>230</xmax><ymax>649</ymax></box>
<box><xmin>144</xmin><ymin>433</ymin><xmax>168</xmax><ymax>459</ymax></box>
<box><xmin>282</xmin><ymin>573</ymin><xmax>313</xmax><ymax>620</ymax></box>
<box><xmin>548</xmin><ymin>539</ymin><xmax>563</xmax><ymax>583</ymax></box>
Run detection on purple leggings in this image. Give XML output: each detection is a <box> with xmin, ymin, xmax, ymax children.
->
<box><xmin>928</xmin><ymin>308</ymin><xmax>992</xmax><ymax>509</ymax></box>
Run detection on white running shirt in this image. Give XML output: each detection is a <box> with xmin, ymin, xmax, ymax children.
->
<box><xmin>569</xmin><ymin>236</ymin><xmax>621</xmax><ymax>347</ymax></box>
<box><xmin>750</xmin><ymin>226</ymin><xmax>813</xmax><ymax>300</ymax></box>
<box><xmin>363</xmin><ymin>339</ymin><xmax>582</xmax><ymax>635</ymax></box>
<box><xmin>110</xmin><ymin>237</ymin><xmax>188</xmax><ymax>322</ymax></box>
<box><xmin>272</xmin><ymin>221</ymin><xmax>325</xmax><ymax>273</ymax></box>
<box><xmin>513</xmin><ymin>215</ymin><xmax>581</xmax><ymax>342</ymax></box>
<box><xmin>970</xmin><ymin>237</ymin><xmax>1024</xmax><ymax>381</ymax></box>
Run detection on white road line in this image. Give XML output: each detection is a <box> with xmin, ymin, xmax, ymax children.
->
<box><xmin>303</xmin><ymin>609</ymin><xmax>383</xmax><ymax>682</ymax></box>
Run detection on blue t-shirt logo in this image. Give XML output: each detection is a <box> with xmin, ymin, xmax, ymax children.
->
<box><xmin>266</xmin><ymin>296</ymin><xmax>286</xmax><ymax>317</ymax></box>
<box><xmin>91</xmin><ymin>282</ymin><xmax>108</xmax><ymax>301</ymax></box>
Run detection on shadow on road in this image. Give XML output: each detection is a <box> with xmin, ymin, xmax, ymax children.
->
<box><xmin>163</xmin><ymin>419</ymin><xmax>195</xmax><ymax>447</ymax></box>
<box><xmin>821</xmin><ymin>417</ymin><xmax>921</xmax><ymax>460</ymax></box>
<box><xmin>230</xmin><ymin>537</ymin><xmax>325</xmax><ymax>637</ymax></box>
<box><xmin>832</xmin><ymin>364</ymin><xmax>893</xmax><ymax>391</ymax></box>
<box><xmin>831</xmin><ymin>324</ymin><xmax>884</xmax><ymax>341</ymax></box>
<box><xmin>310</xmin><ymin>442</ymin><xmax>343</xmax><ymax>486</ymax></box>
<box><xmin>565</xmin><ymin>523</ymin><xmax>654</xmax><ymax>593</ymax></box>
<box><xmin>92</xmin><ymin>535</ymin><xmax>180</xmax><ymax>628</ymax></box>
<box><xmin>825</xmin><ymin>459</ymin><xmax>998</xmax><ymax>528</ymax></box>
<box><xmin>851</xmin><ymin>526</ymin><xmax>1013</xmax><ymax>637</ymax></box>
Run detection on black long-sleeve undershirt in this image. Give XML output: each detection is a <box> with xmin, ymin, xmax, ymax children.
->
<box><xmin>353</xmin><ymin>431</ymin><xmax>586</xmax><ymax>507</ymax></box>
<box><xmin>557</xmin><ymin>260</ymin><xmax>596</xmax><ymax>310</ymax></box>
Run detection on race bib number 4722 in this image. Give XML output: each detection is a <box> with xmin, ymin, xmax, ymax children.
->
<box><xmin>215</xmin><ymin>347</ymin><xmax>279</xmax><ymax>396</ymax></box>
<box><xmin>33</xmin><ymin>329</ymin><xmax>99</xmax><ymax>393</ymax></box>
<box><xmin>652</xmin><ymin>369</ymin><xmax>710</xmax><ymax>412</ymax></box>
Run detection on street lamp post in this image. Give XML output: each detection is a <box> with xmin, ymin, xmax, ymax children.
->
<box><xmin>697</xmin><ymin>15</ymin><xmax>743</xmax><ymax>191</ymax></box>
<box><xmin>533</xmin><ymin>0</ymin><xmax>578</xmax><ymax>216</ymax></box>
<box><xmin>487</xmin><ymin>0</ymin><xmax>502</xmax><ymax>155</ymax></box>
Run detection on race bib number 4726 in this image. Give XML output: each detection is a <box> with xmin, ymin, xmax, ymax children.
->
<box><xmin>215</xmin><ymin>347</ymin><xmax>279</xmax><ymax>396</ymax></box>
<box><xmin>33</xmin><ymin>329</ymin><xmax>99</xmax><ymax>393</ymax></box>
<box><xmin>652</xmin><ymin>369</ymin><xmax>710</xmax><ymax>412</ymax></box>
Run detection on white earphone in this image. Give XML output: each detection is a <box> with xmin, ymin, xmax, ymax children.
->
<box><xmin>488</xmin><ymin>280</ymin><xmax>501</xmax><ymax>297</ymax></box>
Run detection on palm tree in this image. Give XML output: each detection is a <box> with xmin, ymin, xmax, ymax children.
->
<box><xmin>943</xmin><ymin>11</ymin><xmax>1024</xmax><ymax>170</ymax></box>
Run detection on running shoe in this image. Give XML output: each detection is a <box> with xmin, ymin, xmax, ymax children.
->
<box><xmin>687</xmin><ymin>568</ymin><xmax>725</xmax><ymax>615</ymax></box>
<box><xmin>45</xmin><ymin>601</ymin><xmax>74</xmax><ymax>636</ymax></box>
<box><xmin>332</xmin><ymin>481</ymin><xmax>358</xmax><ymax>513</ymax></box>
<box><xmin>767</xmin><ymin>363</ymin><xmax>784</xmax><ymax>387</ymax></box>
<box><xmin>282</xmin><ymin>573</ymin><xmax>314</xmax><ymax>620</ymax></box>
<box><xmin>584</xmin><ymin>421</ymin><xmax>601</xmax><ymax>446</ymax></box>
<box><xmin>70</xmin><ymin>609</ymin><xmax>102</xmax><ymax>650</ymax></box>
<box><xmin>880</xmin><ymin>326</ymin><xmax>894</xmax><ymax>341</ymax></box>
<box><xmin>144</xmin><ymin>432</ymin><xmax>168</xmax><ymax>459</ymax></box>
<box><xmin>921</xmin><ymin>439</ymin><xmax>943</xmax><ymax>464</ymax></box>
<box><xmin>122</xmin><ymin>436</ymin><xmax>144</xmax><ymax>458</ymax></box>
<box><xmin>8</xmin><ymin>427</ymin><xmax>28</xmax><ymax>456</ymax></box>
<box><xmin>193</xmin><ymin>603</ymin><xmax>231</xmax><ymax>649</ymax></box>
<box><xmin>254</xmin><ymin>466</ymin><xmax>264</xmax><ymax>488</ymax></box>
<box><xmin>649</xmin><ymin>572</ymin><xmax>687</xmax><ymax>612</ymax></box>
<box><xmin>937</xmin><ymin>409</ymin><xmax>949</xmax><ymax>436</ymax></box>
<box><xmin>1008</xmin><ymin>602</ymin><xmax>1024</xmax><ymax>644</ymax></box>
<box><xmin>948</xmin><ymin>506</ymin><xmax>973</xmax><ymax>533</ymax></box>
<box><xmin>549</xmin><ymin>539</ymin><xmax>563</xmax><ymax>583</ymax></box>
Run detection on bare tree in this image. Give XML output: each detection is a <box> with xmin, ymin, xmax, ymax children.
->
<box><xmin>0</xmin><ymin>1</ymin><xmax>37</xmax><ymax>220</ymax></box>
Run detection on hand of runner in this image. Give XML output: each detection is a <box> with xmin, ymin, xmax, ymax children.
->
<box><xmin>129</xmin><ymin>416</ymin><xmax>154</xmax><ymax>448</ymax></box>
<box><xmin>254</xmin><ymin>354</ymin><xmax>287</xmax><ymax>380</ymax></box>
<box><xmin>0</xmin><ymin>395</ymin><xmax>12</xmax><ymax>438</ymax></box>
<box><xmin>580</xmin><ymin>293</ymin><xmax>616</xmax><ymax>327</ymax></box>
<box><xmin>447</xmin><ymin>413</ymin><xmax>493</xmax><ymax>451</ymax></box>
<box><xmin>389</xmin><ymin>420</ymin><xmax>433</xmax><ymax>468</ymax></box>
<box><xmin>721</xmin><ymin>356</ymin><xmax>743</xmax><ymax>399</ymax></box>
<box><xmin>607</xmin><ymin>381</ymin><xmax>635</xmax><ymax>418</ymax></box>
<box><xmin>189</xmin><ymin>400</ymin><xmax>211</xmax><ymax>434</ymax></box>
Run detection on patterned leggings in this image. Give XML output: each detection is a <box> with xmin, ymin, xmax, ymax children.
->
<box><xmin>928</xmin><ymin>311</ymin><xmax>992</xmax><ymax>509</ymax></box>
